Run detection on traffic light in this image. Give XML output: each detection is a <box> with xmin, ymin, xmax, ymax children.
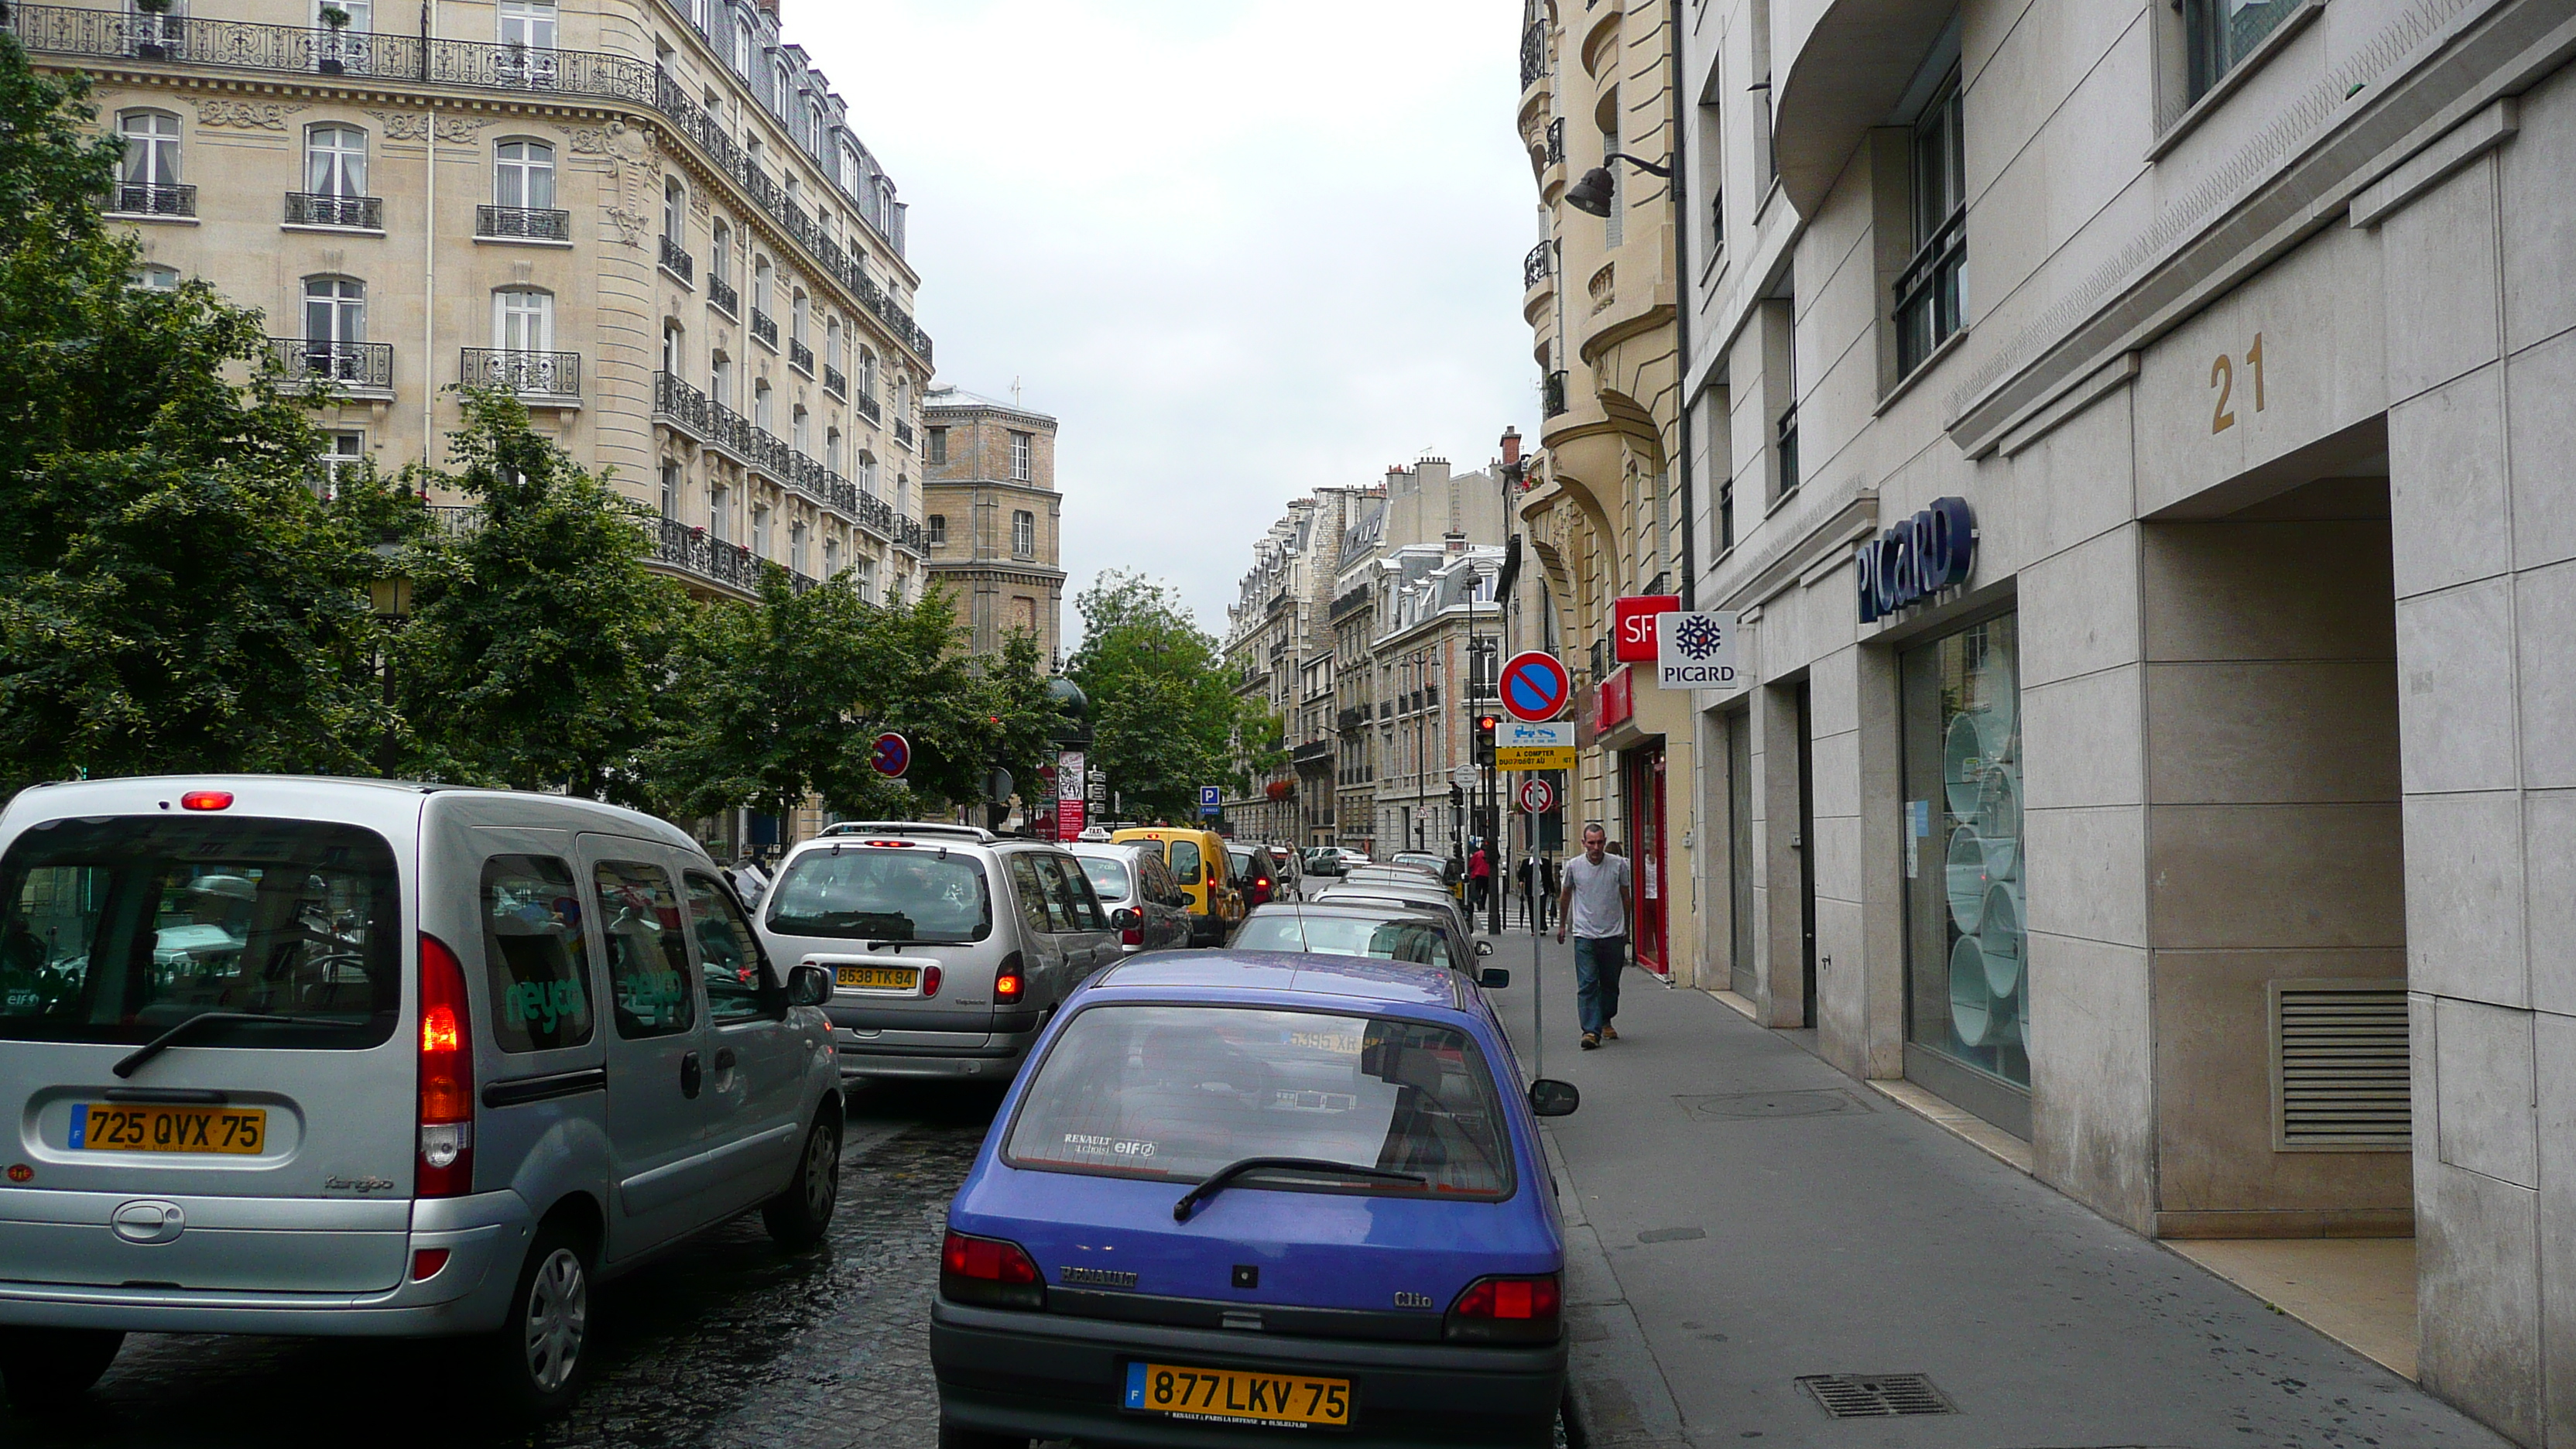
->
<box><xmin>1475</xmin><ymin>714</ymin><xmax>1498</xmax><ymax>766</ymax></box>
<box><xmin>1449</xmin><ymin>783</ymin><xmax>1466</xmax><ymax>809</ymax></box>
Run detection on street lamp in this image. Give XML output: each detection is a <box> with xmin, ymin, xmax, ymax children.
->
<box><xmin>370</xmin><ymin>533</ymin><xmax>413</xmax><ymax>777</ymax></box>
<box><xmin>1565</xmin><ymin>152</ymin><xmax>1674</xmax><ymax>218</ymax></box>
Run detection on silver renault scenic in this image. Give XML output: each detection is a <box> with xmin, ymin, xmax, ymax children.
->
<box><xmin>0</xmin><ymin>776</ymin><xmax>844</xmax><ymax>1416</ymax></box>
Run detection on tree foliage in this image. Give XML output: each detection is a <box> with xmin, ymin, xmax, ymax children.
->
<box><xmin>1066</xmin><ymin>572</ymin><xmax>1281</xmax><ymax>824</ymax></box>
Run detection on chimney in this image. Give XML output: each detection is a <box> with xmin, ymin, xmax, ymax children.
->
<box><xmin>1444</xmin><ymin>530</ymin><xmax>1468</xmax><ymax>556</ymax></box>
<box><xmin>1499</xmin><ymin>426</ymin><xmax>1522</xmax><ymax>471</ymax></box>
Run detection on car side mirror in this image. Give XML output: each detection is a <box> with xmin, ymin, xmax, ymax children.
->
<box><xmin>1112</xmin><ymin>907</ymin><xmax>1142</xmax><ymax>929</ymax></box>
<box><xmin>1478</xmin><ymin>968</ymin><xmax>1511</xmax><ymax>990</ymax></box>
<box><xmin>1527</xmin><ymin>1079</ymin><xmax>1580</xmax><ymax>1117</ymax></box>
<box><xmin>786</xmin><ymin>963</ymin><xmax>832</xmax><ymax>1007</ymax></box>
<box><xmin>1474</xmin><ymin>940</ymin><xmax>1493</xmax><ymax>957</ymax></box>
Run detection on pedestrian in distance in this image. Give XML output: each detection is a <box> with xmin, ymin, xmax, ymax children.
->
<box><xmin>1469</xmin><ymin>842</ymin><xmax>1492</xmax><ymax>915</ymax></box>
<box><xmin>1517</xmin><ymin>851</ymin><xmax>1539</xmax><ymax>930</ymax></box>
<box><xmin>1557</xmin><ymin>824</ymin><xmax>1632</xmax><ymax>1050</ymax></box>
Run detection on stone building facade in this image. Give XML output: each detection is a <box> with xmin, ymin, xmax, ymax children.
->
<box><xmin>920</xmin><ymin>385</ymin><xmax>1065</xmax><ymax>668</ymax></box>
<box><xmin>1667</xmin><ymin>0</ymin><xmax>2576</xmax><ymax>1440</ymax></box>
<box><xmin>16</xmin><ymin>0</ymin><xmax>932</xmax><ymax>609</ymax></box>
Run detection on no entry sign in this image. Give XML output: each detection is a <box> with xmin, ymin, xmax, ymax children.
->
<box><xmin>870</xmin><ymin>731</ymin><xmax>910</xmax><ymax>779</ymax></box>
<box><xmin>1499</xmin><ymin>650</ymin><xmax>1572</xmax><ymax>723</ymax></box>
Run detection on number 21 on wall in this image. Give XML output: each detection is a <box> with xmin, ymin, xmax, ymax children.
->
<box><xmin>2211</xmin><ymin>333</ymin><xmax>2266</xmax><ymax>433</ymax></box>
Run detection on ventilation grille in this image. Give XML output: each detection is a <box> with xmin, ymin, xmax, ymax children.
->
<box><xmin>1796</xmin><ymin>1374</ymin><xmax>1954</xmax><ymax>1419</ymax></box>
<box><xmin>2272</xmin><ymin>981</ymin><xmax>2410</xmax><ymax>1150</ymax></box>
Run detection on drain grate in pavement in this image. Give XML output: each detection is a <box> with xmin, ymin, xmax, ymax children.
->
<box><xmin>1796</xmin><ymin>1373</ymin><xmax>1956</xmax><ymax>1419</ymax></box>
<box><xmin>1637</xmin><ymin>1226</ymin><xmax>1706</xmax><ymax>1243</ymax></box>
<box><xmin>1677</xmin><ymin>1089</ymin><xmax>1872</xmax><ymax>1120</ymax></box>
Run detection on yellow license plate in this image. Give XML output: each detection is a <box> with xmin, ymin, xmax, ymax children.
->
<box><xmin>1125</xmin><ymin>1361</ymin><xmax>1351</xmax><ymax>1427</ymax></box>
<box><xmin>72</xmin><ymin>1103</ymin><xmax>266</xmax><ymax>1155</ymax></box>
<box><xmin>834</xmin><ymin>964</ymin><xmax>920</xmax><ymax>992</ymax></box>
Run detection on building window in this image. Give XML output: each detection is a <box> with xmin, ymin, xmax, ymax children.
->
<box><xmin>895</xmin><ymin>474</ymin><xmax>908</xmax><ymax>516</ymax></box>
<box><xmin>927</xmin><ymin>514</ymin><xmax>947</xmax><ymax>546</ymax></box>
<box><xmin>1900</xmin><ymin>612</ymin><xmax>2027</xmax><ymax>1101</ymax></box>
<box><xmin>858</xmin><ymin>348</ymin><xmax>878</xmax><ymax>399</ymax></box>
<box><xmin>662</xmin><ymin>178</ymin><xmax>684</xmax><ymax>245</ymax></box>
<box><xmin>751</xmin><ymin>502</ymin><xmax>771</xmax><ymax>558</ymax></box>
<box><xmin>1008</xmin><ymin>430</ymin><xmax>1032</xmax><ymax>481</ymax></box>
<box><xmin>711</xmin><ymin>354</ymin><xmax>733</xmax><ymax>408</ymax></box>
<box><xmin>1895</xmin><ymin>70</ymin><xmax>1966</xmax><ymax>378</ymax></box>
<box><xmin>1012</xmin><ymin>509</ymin><xmax>1036</xmax><ymax>559</ymax></box>
<box><xmin>790</xmin><ymin>289</ymin><xmax>807</xmax><ymax>344</ymax></box>
<box><xmin>753</xmin><ymin>378</ymin><xmax>772</xmax><ymax>433</ymax></box>
<box><xmin>709</xmin><ymin>219</ymin><xmax>731</xmax><ymax>279</ymax></box>
<box><xmin>659</xmin><ymin>461</ymin><xmax>680</xmax><ymax>519</ymax></box>
<box><xmin>305</xmin><ymin>123</ymin><xmax>367</xmax><ymax>198</ymax></box>
<box><xmin>926</xmin><ymin>426</ymin><xmax>947</xmax><ymax>465</ymax></box>
<box><xmin>304</xmin><ymin>275</ymin><xmax>366</xmax><ymax>346</ymax></box>
<box><xmin>2186</xmin><ymin>0</ymin><xmax>2304</xmax><ymax>100</ymax></box>
<box><xmin>132</xmin><ymin>262</ymin><xmax>181</xmax><ymax>290</ymax></box>
<box><xmin>497</xmin><ymin>0</ymin><xmax>557</xmax><ymax>48</ymax></box>
<box><xmin>118</xmin><ymin>109</ymin><xmax>182</xmax><ymax>190</ymax></box>
<box><xmin>492</xmin><ymin>286</ymin><xmax>553</xmax><ymax>351</ymax></box>
<box><xmin>494</xmin><ymin>139</ymin><xmax>555</xmax><ymax>209</ymax></box>
<box><xmin>318</xmin><ymin>430</ymin><xmax>365</xmax><ymax>496</ymax></box>
<box><xmin>855</xmin><ymin>554</ymin><xmax>877</xmax><ymax>604</ymax></box>
<box><xmin>822</xmin><ymin>536</ymin><xmax>840</xmax><ymax>577</ymax></box>
<box><xmin>792</xmin><ymin>404</ymin><xmax>809</xmax><ymax>455</ymax></box>
<box><xmin>710</xmin><ymin>482</ymin><xmax>730</xmax><ymax>541</ymax></box>
<box><xmin>825</xmin><ymin>426</ymin><xmax>842</xmax><ymax>475</ymax></box>
<box><xmin>789</xmin><ymin>519</ymin><xmax>807</xmax><ymax>575</ymax></box>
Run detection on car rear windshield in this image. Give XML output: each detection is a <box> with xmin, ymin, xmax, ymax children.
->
<box><xmin>1075</xmin><ymin>857</ymin><xmax>1131</xmax><ymax>899</ymax></box>
<box><xmin>764</xmin><ymin>846</ymin><xmax>992</xmax><ymax>943</ymax></box>
<box><xmin>1004</xmin><ymin>1004</ymin><xmax>1512</xmax><ymax>1200</ymax></box>
<box><xmin>1233</xmin><ymin>914</ymin><xmax>1457</xmax><ymax>971</ymax></box>
<box><xmin>0</xmin><ymin>815</ymin><xmax>402</xmax><ymax>1049</ymax></box>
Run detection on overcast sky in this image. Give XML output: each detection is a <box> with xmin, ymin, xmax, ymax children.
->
<box><xmin>797</xmin><ymin>1</ymin><xmax>1536</xmax><ymax>641</ymax></box>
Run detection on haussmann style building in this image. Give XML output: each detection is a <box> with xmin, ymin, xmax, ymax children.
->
<box><xmin>920</xmin><ymin>385</ymin><xmax>1067</xmax><ymax>670</ymax></box>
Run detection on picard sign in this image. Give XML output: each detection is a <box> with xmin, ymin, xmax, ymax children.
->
<box><xmin>1653</xmin><ymin>611</ymin><xmax>1741</xmax><ymax>689</ymax></box>
<box><xmin>1855</xmin><ymin>497</ymin><xmax>1978</xmax><ymax>623</ymax></box>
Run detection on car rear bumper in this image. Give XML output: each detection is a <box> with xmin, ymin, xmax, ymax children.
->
<box><xmin>835</xmin><ymin>1026</ymin><xmax>1040</xmax><ymax>1081</ymax></box>
<box><xmin>0</xmin><ymin>1190</ymin><xmax>530</xmax><ymax>1337</ymax></box>
<box><xmin>930</xmin><ymin>1298</ymin><xmax>1564</xmax><ymax>1447</ymax></box>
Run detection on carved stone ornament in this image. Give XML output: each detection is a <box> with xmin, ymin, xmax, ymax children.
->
<box><xmin>192</xmin><ymin>99</ymin><xmax>306</xmax><ymax>130</ymax></box>
<box><xmin>570</xmin><ymin>121</ymin><xmax>660</xmax><ymax>250</ymax></box>
<box><xmin>365</xmin><ymin>109</ymin><xmax>491</xmax><ymax>144</ymax></box>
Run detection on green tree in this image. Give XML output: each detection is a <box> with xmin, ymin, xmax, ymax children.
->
<box><xmin>0</xmin><ymin>35</ymin><xmax>390</xmax><ymax>793</ymax></box>
<box><xmin>390</xmin><ymin>392</ymin><xmax>687</xmax><ymax>795</ymax></box>
<box><xmin>981</xmin><ymin>626</ymin><xmax>1067</xmax><ymax>822</ymax></box>
<box><xmin>1065</xmin><ymin>572</ymin><xmax>1279</xmax><ymax>824</ymax></box>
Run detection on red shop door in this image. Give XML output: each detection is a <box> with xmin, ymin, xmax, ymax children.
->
<box><xmin>1623</xmin><ymin>745</ymin><xmax>1669</xmax><ymax>974</ymax></box>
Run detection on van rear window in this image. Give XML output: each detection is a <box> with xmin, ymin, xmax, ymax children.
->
<box><xmin>0</xmin><ymin>816</ymin><xmax>401</xmax><ymax>1049</ymax></box>
<box><xmin>764</xmin><ymin>847</ymin><xmax>992</xmax><ymax>943</ymax></box>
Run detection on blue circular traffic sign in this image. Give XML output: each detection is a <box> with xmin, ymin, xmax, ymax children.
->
<box><xmin>1499</xmin><ymin>650</ymin><xmax>1572</xmax><ymax>723</ymax></box>
<box><xmin>871</xmin><ymin>731</ymin><xmax>911</xmax><ymax>779</ymax></box>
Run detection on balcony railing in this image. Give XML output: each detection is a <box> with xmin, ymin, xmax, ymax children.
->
<box><xmin>894</xmin><ymin>419</ymin><xmax>914</xmax><ymax>448</ymax></box>
<box><xmin>788</xmin><ymin>337</ymin><xmax>814</xmax><ymax>375</ymax></box>
<box><xmin>823</xmin><ymin>363</ymin><xmax>847</xmax><ymax>397</ymax></box>
<box><xmin>284</xmin><ymin>191</ymin><xmax>382</xmax><ymax>229</ymax></box>
<box><xmin>1519</xmin><ymin>19</ymin><xmax>1547</xmax><ymax>87</ymax></box>
<box><xmin>707</xmin><ymin>272</ymin><xmax>738</xmax><ymax>316</ymax></box>
<box><xmin>268</xmin><ymin>337</ymin><xmax>393</xmax><ymax>390</ymax></box>
<box><xmin>749</xmin><ymin>310</ymin><xmax>778</xmax><ymax>348</ymax></box>
<box><xmin>461</xmin><ymin>348</ymin><xmax>581</xmax><ymax>398</ymax></box>
<box><xmin>899</xmin><ymin>516</ymin><xmax>926</xmax><ymax>553</ymax></box>
<box><xmin>1546</xmin><ymin>117</ymin><xmax>1564</xmax><ymax>165</ymax></box>
<box><xmin>1523</xmin><ymin>242</ymin><xmax>1550</xmax><ymax>289</ymax></box>
<box><xmin>106</xmin><ymin>181</ymin><xmax>194</xmax><ymax>217</ymax></box>
<box><xmin>658</xmin><ymin>235</ymin><xmax>694</xmax><ymax>283</ymax></box>
<box><xmin>653</xmin><ymin>371</ymin><xmax>709</xmax><ymax>433</ymax></box>
<box><xmin>856</xmin><ymin>491</ymin><xmax>895</xmax><ymax>540</ymax></box>
<box><xmin>853</xmin><ymin>391</ymin><xmax>882</xmax><ymax>424</ymax></box>
<box><xmin>656</xmin><ymin>517</ymin><xmax>758</xmax><ymax>593</ymax></box>
<box><xmin>1543</xmin><ymin>370</ymin><xmax>1568</xmax><ymax>418</ymax></box>
<box><xmin>476</xmin><ymin>204</ymin><xmax>570</xmax><ymax>242</ymax></box>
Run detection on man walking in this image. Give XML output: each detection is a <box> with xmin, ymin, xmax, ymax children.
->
<box><xmin>1557</xmin><ymin>824</ymin><xmax>1632</xmax><ymax>1050</ymax></box>
<box><xmin>1468</xmin><ymin>842</ymin><xmax>1492</xmax><ymax>915</ymax></box>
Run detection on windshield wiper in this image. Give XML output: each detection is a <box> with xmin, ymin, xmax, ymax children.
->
<box><xmin>866</xmin><ymin>938</ymin><xmax>977</xmax><ymax>952</ymax></box>
<box><xmin>114</xmin><ymin>1012</ymin><xmax>346</xmax><ymax>1078</ymax></box>
<box><xmin>1172</xmin><ymin>1156</ymin><xmax>1428</xmax><ymax>1222</ymax></box>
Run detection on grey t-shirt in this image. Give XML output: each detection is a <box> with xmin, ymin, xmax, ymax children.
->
<box><xmin>1562</xmin><ymin>852</ymin><xmax>1629</xmax><ymax>940</ymax></box>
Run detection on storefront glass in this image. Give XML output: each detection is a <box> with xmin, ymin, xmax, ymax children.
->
<box><xmin>1900</xmin><ymin>614</ymin><xmax>2027</xmax><ymax>1089</ymax></box>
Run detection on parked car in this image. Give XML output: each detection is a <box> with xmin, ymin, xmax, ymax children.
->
<box><xmin>0</xmin><ymin>776</ymin><xmax>843</xmax><ymax>1416</ymax></box>
<box><xmin>1315</xmin><ymin>877</ymin><xmax>1476</xmax><ymax>944</ymax></box>
<box><xmin>1228</xmin><ymin>842</ymin><xmax>1283</xmax><ymax>910</ymax></box>
<box><xmin>931</xmin><ymin>951</ymin><xmax>1578</xmax><ymax>1448</ymax></box>
<box><xmin>1110</xmin><ymin>827</ymin><xmax>1241</xmax><ymax>946</ymax></box>
<box><xmin>1067</xmin><ymin>842</ymin><xmax>1191</xmax><ymax>956</ymax></box>
<box><xmin>1302</xmin><ymin>846</ymin><xmax>1349</xmax><ymax>878</ymax></box>
<box><xmin>1231</xmin><ymin>899</ymin><xmax>1488</xmax><ymax>977</ymax></box>
<box><xmin>1391</xmin><ymin>851</ymin><xmax>1463</xmax><ymax>891</ymax></box>
<box><xmin>757</xmin><ymin>822</ymin><xmax>1119</xmax><ymax>1084</ymax></box>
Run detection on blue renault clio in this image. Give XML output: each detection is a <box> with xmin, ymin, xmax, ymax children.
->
<box><xmin>931</xmin><ymin>951</ymin><xmax>1580</xmax><ymax>1447</ymax></box>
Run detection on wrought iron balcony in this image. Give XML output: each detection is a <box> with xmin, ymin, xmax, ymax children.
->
<box><xmin>658</xmin><ymin>235</ymin><xmax>694</xmax><ymax>284</ymax></box>
<box><xmin>284</xmin><ymin>192</ymin><xmax>382</xmax><ymax>229</ymax></box>
<box><xmin>854</xmin><ymin>391</ymin><xmax>882</xmax><ymax>424</ymax></box>
<box><xmin>900</xmin><ymin>516</ymin><xmax>927</xmax><ymax>553</ymax></box>
<box><xmin>894</xmin><ymin>419</ymin><xmax>914</xmax><ymax>449</ymax></box>
<box><xmin>856</xmin><ymin>492</ymin><xmax>895</xmax><ymax>540</ymax></box>
<box><xmin>1546</xmin><ymin>117</ymin><xmax>1564</xmax><ymax>165</ymax></box>
<box><xmin>476</xmin><ymin>204</ymin><xmax>570</xmax><ymax>242</ymax></box>
<box><xmin>1519</xmin><ymin>19</ymin><xmax>1548</xmax><ymax>88</ymax></box>
<box><xmin>653</xmin><ymin>371</ymin><xmax>710</xmax><ymax>433</ymax></box>
<box><xmin>656</xmin><ymin>517</ymin><xmax>759</xmax><ymax>594</ymax></box>
<box><xmin>461</xmin><ymin>348</ymin><xmax>581</xmax><ymax>398</ymax></box>
<box><xmin>749</xmin><ymin>309</ymin><xmax>779</xmax><ymax>349</ymax></box>
<box><xmin>707</xmin><ymin>272</ymin><xmax>738</xmax><ymax>317</ymax></box>
<box><xmin>823</xmin><ymin>364</ymin><xmax>847</xmax><ymax>397</ymax></box>
<box><xmin>1543</xmin><ymin>369</ymin><xmax>1568</xmax><ymax>418</ymax></box>
<box><xmin>269</xmin><ymin>337</ymin><xmax>394</xmax><ymax>391</ymax></box>
<box><xmin>106</xmin><ymin>181</ymin><xmax>194</xmax><ymax>217</ymax></box>
<box><xmin>1523</xmin><ymin>242</ymin><xmax>1550</xmax><ymax>289</ymax></box>
<box><xmin>704</xmin><ymin>399</ymin><xmax>755</xmax><ymax>458</ymax></box>
<box><xmin>788</xmin><ymin>338</ymin><xmax>814</xmax><ymax>375</ymax></box>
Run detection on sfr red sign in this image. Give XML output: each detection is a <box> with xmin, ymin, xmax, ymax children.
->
<box><xmin>1612</xmin><ymin>594</ymin><xmax>1680</xmax><ymax>662</ymax></box>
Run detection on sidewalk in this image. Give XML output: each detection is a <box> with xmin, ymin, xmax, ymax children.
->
<box><xmin>1479</xmin><ymin>928</ymin><xmax>2512</xmax><ymax>1449</ymax></box>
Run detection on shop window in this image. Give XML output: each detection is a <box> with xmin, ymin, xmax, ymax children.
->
<box><xmin>1900</xmin><ymin>614</ymin><xmax>2026</xmax><ymax>1096</ymax></box>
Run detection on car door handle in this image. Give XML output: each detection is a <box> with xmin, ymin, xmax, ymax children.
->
<box><xmin>714</xmin><ymin>1047</ymin><xmax>738</xmax><ymax>1072</ymax></box>
<box><xmin>680</xmin><ymin>1051</ymin><xmax>703</xmax><ymax>1099</ymax></box>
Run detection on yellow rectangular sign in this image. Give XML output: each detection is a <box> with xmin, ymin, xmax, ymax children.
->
<box><xmin>1497</xmin><ymin>746</ymin><xmax>1578</xmax><ymax>769</ymax></box>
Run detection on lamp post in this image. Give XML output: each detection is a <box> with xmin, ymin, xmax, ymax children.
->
<box><xmin>369</xmin><ymin>535</ymin><xmax>413</xmax><ymax>778</ymax></box>
<box><xmin>1564</xmin><ymin>152</ymin><xmax>1674</xmax><ymax>218</ymax></box>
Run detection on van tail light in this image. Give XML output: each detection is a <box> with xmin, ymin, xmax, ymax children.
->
<box><xmin>940</xmin><ymin>1229</ymin><xmax>1044</xmax><ymax>1309</ymax></box>
<box><xmin>993</xmin><ymin>952</ymin><xmax>1025</xmax><ymax>1005</ymax></box>
<box><xmin>1444</xmin><ymin>1273</ymin><xmax>1562</xmax><ymax>1343</ymax></box>
<box><xmin>415</xmin><ymin>933</ymin><xmax>474</xmax><ymax>1199</ymax></box>
<box><xmin>410</xmin><ymin>1249</ymin><xmax>451</xmax><ymax>1282</ymax></box>
<box><xmin>921</xmin><ymin>964</ymin><xmax>943</xmax><ymax>999</ymax></box>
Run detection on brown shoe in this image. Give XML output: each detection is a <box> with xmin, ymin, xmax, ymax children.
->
<box><xmin>1580</xmin><ymin>1033</ymin><xmax>1600</xmax><ymax>1050</ymax></box>
<box><xmin>1602</xmin><ymin>1024</ymin><xmax>1619</xmax><ymax>1041</ymax></box>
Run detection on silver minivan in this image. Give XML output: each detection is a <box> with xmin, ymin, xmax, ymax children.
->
<box><xmin>0</xmin><ymin>776</ymin><xmax>844</xmax><ymax>1415</ymax></box>
<box><xmin>755</xmin><ymin>823</ymin><xmax>1122</xmax><ymax>1084</ymax></box>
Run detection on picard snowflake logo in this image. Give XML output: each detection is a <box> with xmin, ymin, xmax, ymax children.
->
<box><xmin>1671</xmin><ymin>613</ymin><xmax>1725</xmax><ymax>660</ymax></box>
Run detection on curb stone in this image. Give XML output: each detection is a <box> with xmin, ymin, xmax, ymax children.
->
<box><xmin>1543</xmin><ymin>1125</ymin><xmax>1694</xmax><ymax>1449</ymax></box>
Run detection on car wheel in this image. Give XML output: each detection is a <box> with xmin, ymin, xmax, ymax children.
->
<box><xmin>763</xmin><ymin>1111</ymin><xmax>841</xmax><ymax>1249</ymax></box>
<box><xmin>482</xmin><ymin>1224</ymin><xmax>594</xmax><ymax>1417</ymax></box>
<box><xmin>0</xmin><ymin>1327</ymin><xmax>123</xmax><ymax>1410</ymax></box>
<box><xmin>936</xmin><ymin>1416</ymin><xmax>1029</xmax><ymax>1449</ymax></box>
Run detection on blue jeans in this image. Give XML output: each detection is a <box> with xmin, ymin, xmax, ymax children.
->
<box><xmin>1574</xmin><ymin>935</ymin><xmax>1627</xmax><ymax>1035</ymax></box>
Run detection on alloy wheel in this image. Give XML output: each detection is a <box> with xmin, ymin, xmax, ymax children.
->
<box><xmin>522</xmin><ymin>1246</ymin><xmax>589</xmax><ymax>1392</ymax></box>
<box><xmin>803</xmin><ymin>1122</ymin><xmax>841</xmax><ymax>1221</ymax></box>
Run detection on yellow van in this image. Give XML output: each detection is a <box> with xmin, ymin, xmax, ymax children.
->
<box><xmin>1112</xmin><ymin>827</ymin><xmax>1240</xmax><ymax>945</ymax></box>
